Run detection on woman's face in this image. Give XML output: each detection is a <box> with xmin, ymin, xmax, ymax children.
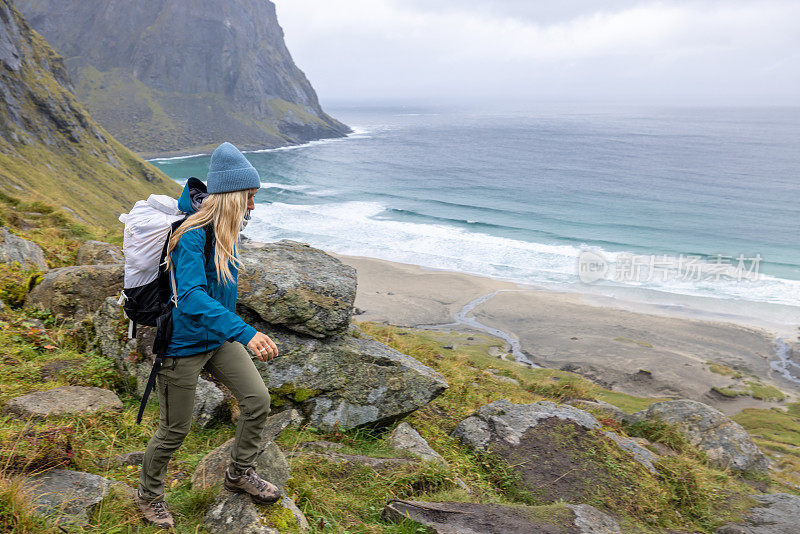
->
<box><xmin>247</xmin><ymin>188</ymin><xmax>257</xmax><ymax>211</ymax></box>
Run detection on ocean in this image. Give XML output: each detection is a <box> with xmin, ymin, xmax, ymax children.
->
<box><xmin>150</xmin><ymin>104</ymin><xmax>800</xmax><ymax>328</ymax></box>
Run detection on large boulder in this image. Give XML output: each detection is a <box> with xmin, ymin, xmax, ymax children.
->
<box><xmin>715</xmin><ymin>493</ymin><xmax>800</xmax><ymax>534</ymax></box>
<box><xmin>75</xmin><ymin>240</ymin><xmax>124</xmax><ymax>265</ymax></box>
<box><xmin>249</xmin><ymin>322</ymin><xmax>448</xmax><ymax>430</ymax></box>
<box><xmin>0</xmin><ymin>227</ymin><xmax>47</xmax><ymax>270</ymax></box>
<box><xmin>25</xmin><ymin>264</ymin><xmax>123</xmax><ymax>321</ymax></box>
<box><xmin>382</xmin><ymin>500</ymin><xmax>621</xmax><ymax>534</ymax></box>
<box><xmin>237</xmin><ymin>240</ymin><xmax>357</xmax><ymax>338</ymax></box>
<box><xmin>631</xmin><ymin>400</ymin><xmax>769</xmax><ymax>472</ymax></box>
<box><xmin>3</xmin><ymin>386</ymin><xmax>122</xmax><ymax>419</ymax></box>
<box><xmin>452</xmin><ymin>399</ymin><xmax>659</xmax><ymax>503</ymax></box>
<box><xmin>21</xmin><ymin>469</ymin><xmax>114</xmax><ymax>528</ymax></box>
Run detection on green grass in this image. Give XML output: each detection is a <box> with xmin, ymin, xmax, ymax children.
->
<box><xmin>0</xmin><ymin>216</ymin><xmax>793</xmax><ymax>532</ymax></box>
<box><xmin>712</xmin><ymin>381</ymin><xmax>786</xmax><ymax>402</ymax></box>
<box><xmin>707</xmin><ymin>362</ymin><xmax>744</xmax><ymax>379</ymax></box>
<box><xmin>733</xmin><ymin>403</ymin><xmax>800</xmax><ymax>491</ymax></box>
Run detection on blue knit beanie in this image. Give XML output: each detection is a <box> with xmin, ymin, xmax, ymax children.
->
<box><xmin>206</xmin><ymin>142</ymin><xmax>261</xmax><ymax>194</ymax></box>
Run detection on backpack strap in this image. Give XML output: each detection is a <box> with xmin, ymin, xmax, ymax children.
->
<box><xmin>136</xmin><ymin>356</ymin><xmax>162</xmax><ymax>424</ymax></box>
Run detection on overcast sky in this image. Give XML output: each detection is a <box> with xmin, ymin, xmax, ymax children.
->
<box><xmin>274</xmin><ymin>0</ymin><xmax>799</xmax><ymax>106</ymax></box>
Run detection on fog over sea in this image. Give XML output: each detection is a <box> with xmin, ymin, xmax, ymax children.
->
<box><xmin>150</xmin><ymin>104</ymin><xmax>800</xmax><ymax>328</ymax></box>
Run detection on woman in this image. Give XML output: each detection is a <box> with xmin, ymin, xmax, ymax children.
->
<box><xmin>135</xmin><ymin>142</ymin><xmax>280</xmax><ymax>529</ymax></box>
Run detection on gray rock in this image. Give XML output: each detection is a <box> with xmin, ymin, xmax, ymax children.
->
<box><xmin>193</xmin><ymin>377</ymin><xmax>230</xmax><ymax>428</ymax></box>
<box><xmin>204</xmin><ymin>492</ymin><xmax>310</xmax><ymax>534</ymax></box>
<box><xmin>237</xmin><ymin>240</ymin><xmax>357</xmax><ymax>338</ymax></box>
<box><xmin>601</xmin><ymin>431</ymin><xmax>659</xmax><ymax>475</ymax></box>
<box><xmin>452</xmin><ymin>399</ymin><xmax>601</xmax><ymax>452</ymax></box>
<box><xmin>388</xmin><ymin>422</ymin><xmax>444</xmax><ymax>463</ymax></box>
<box><xmin>3</xmin><ymin>386</ymin><xmax>122</xmax><ymax>419</ymax></box>
<box><xmin>633</xmin><ymin>399</ymin><xmax>768</xmax><ymax>472</ymax></box>
<box><xmin>204</xmin><ymin>492</ymin><xmax>280</xmax><ymax>534</ymax></box>
<box><xmin>452</xmin><ymin>399</ymin><xmax>662</xmax><ymax>502</ymax></box>
<box><xmin>25</xmin><ymin>264</ymin><xmax>123</xmax><ymax>321</ymax></box>
<box><xmin>0</xmin><ymin>227</ymin><xmax>47</xmax><ymax>270</ymax></box>
<box><xmin>250</xmin><ymin>324</ymin><xmax>448</xmax><ymax>431</ymax></box>
<box><xmin>382</xmin><ymin>500</ymin><xmax>621</xmax><ymax>534</ymax></box>
<box><xmin>75</xmin><ymin>240</ymin><xmax>124</xmax><ymax>265</ymax></box>
<box><xmin>715</xmin><ymin>493</ymin><xmax>800</xmax><ymax>534</ymax></box>
<box><xmin>21</xmin><ymin>469</ymin><xmax>113</xmax><ymax>527</ymax></box>
<box><xmin>192</xmin><ymin>410</ymin><xmax>295</xmax><ymax>491</ymax></box>
<box><xmin>567</xmin><ymin>503</ymin><xmax>623</xmax><ymax>533</ymax></box>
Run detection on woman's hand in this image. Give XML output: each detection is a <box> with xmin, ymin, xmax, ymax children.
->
<box><xmin>247</xmin><ymin>331</ymin><xmax>278</xmax><ymax>362</ymax></box>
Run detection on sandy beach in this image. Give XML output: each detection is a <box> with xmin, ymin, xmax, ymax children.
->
<box><xmin>332</xmin><ymin>253</ymin><xmax>800</xmax><ymax>415</ymax></box>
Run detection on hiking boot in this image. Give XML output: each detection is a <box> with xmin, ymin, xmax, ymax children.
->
<box><xmin>134</xmin><ymin>489</ymin><xmax>174</xmax><ymax>529</ymax></box>
<box><xmin>224</xmin><ymin>465</ymin><xmax>281</xmax><ymax>504</ymax></box>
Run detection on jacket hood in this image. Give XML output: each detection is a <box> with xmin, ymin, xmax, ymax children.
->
<box><xmin>178</xmin><ymin>177</ymin><xmax>208</xmax><ymax>214</ymax></box>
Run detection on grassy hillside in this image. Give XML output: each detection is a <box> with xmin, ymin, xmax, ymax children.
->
<box><xmin>0</xmin><ymin>200</ymin><xmax>797</xmax><ymax>533</ymax></box>
<box><xmin>0</xmin><ymin>1</ymin><xmax>178</xmax><ymax>227</ymax></box>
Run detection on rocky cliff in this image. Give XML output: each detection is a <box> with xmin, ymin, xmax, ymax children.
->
<box><xmin>0</xmin><ymin>0</ymin><xmax>177</xmax><ymax>226</ymax></box>
<box><xmin>16</xmin><ymin>0</ymin><xmax>351</xmax><ymax>156</ymax></box>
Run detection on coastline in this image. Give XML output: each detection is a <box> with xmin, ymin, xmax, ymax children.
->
<box><xmin>140</xmin><ymin>128</ymin><xmax>364</xmax><ymax>161</ymax></box>
<box><xmin>331</xmin><ymin>252</ymin><xmax>799</xmax><ymax>414</ymax></box>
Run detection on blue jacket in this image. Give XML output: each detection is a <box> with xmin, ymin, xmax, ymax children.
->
<box><xmin>164</xmin><ymin>179</ymin><xmax>257</xmax><ymax>357</ymax></box>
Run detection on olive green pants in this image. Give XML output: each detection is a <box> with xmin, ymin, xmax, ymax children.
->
<box><xmin>139</xmin><ymin>341</ymin><xmax>271</xmax><ymax>499</ymax></box>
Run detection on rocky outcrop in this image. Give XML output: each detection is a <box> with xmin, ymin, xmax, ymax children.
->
<box><xmin>0</xmin><ymin>227</ymin><xmax>47</xmax><ymax>269</ymax></box>
<box><xmin>25</xmin><ymin>264</ymin><xmax>123</xmax><ymax>321</ymax></box>
<box><xmin>382</xmin><ymin>500</ymin><xmax>622</xmax><ymax>534</ymax></box>
<box><xmin>75</xmin><ymin>240</ymin><xmax>124</xmax><ymax>265</ymax></box>
<box><xmin>238</xmin><ymin>240</ymin><xmax>357</xmax><ymax>338</ymax></box>
<box><xmin>452</xmin><ymin>400</ymin><xmax>661</xmax><ymax>503</ymax></box>
<box><xmin>87</xmin><ymin>236</ymin><xmax>445</xmax><ymax>431</ymax></box>
<box><xmin>630</xmin><ymin>400</ymin><xmax>768</xmax><ymax>472</ymax></box>
<box><xmin>452</xmin><ymin>400</ymin><xmax>602</xmax><ymax>451</ymax></box>
<box><xmin>250</xmin><ymin>323</ymin><xmax>448</xmax><ymax>430</ymax></box>
<box><xmin>388</xmin><ymin>422</ymin><xmax>444</xmax><ymax>464</ymax></box>
<box><xmin>3</xmin><ymin>386</ymin><xmax>122</xmax><ymax>419</ymax></box>
<box><xmin>21</xmin><ymin>469</ymin><xmax>114</xmax><ymax>528</ymax></box>
<box><xmin>0</xmin><ymin>1</ymin><xmax>177</xmax><ymax>226</ymax></box>
<box><xmin>17</xmin><ymin>0</ymin><xmax>350</xmax><ymax>156</ymax></box>
<box><xmin>715</xmin><ymin>493</ymin><xmax>800</xmax><ymax>534</ymax></box>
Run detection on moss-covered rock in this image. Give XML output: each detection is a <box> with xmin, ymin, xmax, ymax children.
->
<box><xmin>237</xmin><ymin>240</ymin><xmax>357</xmax><ymax>338</ymax></box>
<box><xmin>25</xmin><ymin>263</ymin><xmax>123</xmax><ymax>321</ymax></box>
<box><xmin>250</xmin><ymin>322</ymin><xmax>448</xmax><ymax>431</ymax></box>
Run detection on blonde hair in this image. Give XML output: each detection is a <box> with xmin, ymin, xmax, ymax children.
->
<box><xmin>166</xmin><ymin>189</ymin><xmax>249</xmax><ymax>285</ymax></box>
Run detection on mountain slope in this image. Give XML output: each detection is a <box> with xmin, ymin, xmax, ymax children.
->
<box><xmin>0</xmin><ymin>0</ymin><xmax>178</xmax><ymax>226</ymax></box>
<box><xmin>16</xmin><ymin>0</ymin><xmax>350</xmax><ymax>157</ymax></box>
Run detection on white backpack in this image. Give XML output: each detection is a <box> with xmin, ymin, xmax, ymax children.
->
<box><xmin>117</xmin><ymin>194</ymin><xmax>186</xmax><ymax>336</ymax></box>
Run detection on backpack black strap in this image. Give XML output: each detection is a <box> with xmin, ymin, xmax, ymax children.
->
<box><xmin>136</xmin><ymin>222</ymin><xmax>214</xmax><ymax>424</ymax></box>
